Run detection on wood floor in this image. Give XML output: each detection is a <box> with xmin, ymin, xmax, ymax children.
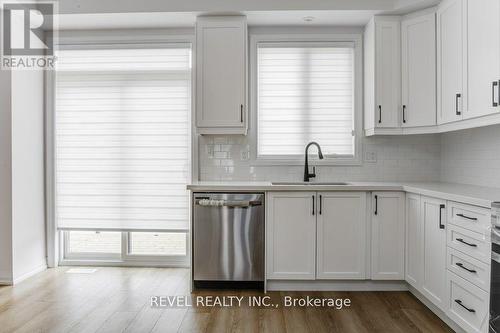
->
<box><xmin>0</xmin><ymin>267</ymin><xmax>452</xmax><ymax>333</ymax></box>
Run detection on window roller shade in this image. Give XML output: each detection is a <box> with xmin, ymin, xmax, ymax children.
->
<box><xmin>257</xmin><ymin>43</ymin><xmax>355</xmax><ymax>157</ymax></box>
<box><xmin>55</xmin><ymin>47</ymin><xmax>191</xmax><ymax>231</ymax></box>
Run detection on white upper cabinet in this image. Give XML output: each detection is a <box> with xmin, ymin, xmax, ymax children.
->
<box><xmin>466</xmin><ymin>0</ymin><xmax>500</xmax><ymax>119</ymax></box>
<box><xmin>195</xmin><ymin>16</ymin><xmax>247</xmax><ymax>135</ymax></box>
<box><xmin>364</xmin><ymin>17</ymin><xmax>401</xmax><ymax>130</ymax></box>
<box><xmin>266</xmin><ymin>192</ymin><xmax>316</xmax><ymax>280</ymax></box>
<box><xmin>401</xmin><ymin>12</ymin><xmax>437</xmax><ymax>127</ymax></box>
<box><xmin>437</xmin><ymin>0</ymin><xmax>467</xmax><ymax>124</ymax></box>
<box><xmin>316</xmin><ymin>192</ymin><xmax>366</xmax><ymax>280</ymax></box>
<box><xmin>371</xmin><ymin>192</ymin><xmax>405</xmax><ymax>280</ymax></box>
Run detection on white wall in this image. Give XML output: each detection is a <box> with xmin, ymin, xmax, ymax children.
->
<box><xmin>199</xmin><ymin>134</ymin><xmax>441</xmax><ymax>182</ymax></box>
<box><xmin>0</xmin><ymin>69</ymin><xmax>13</xmax><ymax>284</ymax></box>
<box><xmin>10</xmin><ymin>70</ymin><xmax>47</xmax><ymax>282</ymax></box>
<box><xmin>441</xmin><ymin>124</ymin><xmax>500</xmax><ymax>188</ymax></box>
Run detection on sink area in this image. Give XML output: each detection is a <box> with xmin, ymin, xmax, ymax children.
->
<box><xmin>272</xmin><ymin>182</ymin><xmax>351</xmax><ymax>186</ymax></box>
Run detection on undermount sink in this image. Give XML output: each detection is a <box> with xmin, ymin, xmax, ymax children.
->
<box><xmin>272</xmin><ymin>182</ymin><xmax>351</xmax><ymax>186</ymax></box>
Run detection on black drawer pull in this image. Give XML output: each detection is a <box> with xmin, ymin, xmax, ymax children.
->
<box><xmin>312</xmin><ymin>195</ymin><xmax>315</xmax><ymax>216</ymax></box>
<box><xmin>439</xmin><ymin>204</ymin><xmax>445</xmax><ymax>229</ymax></box>
<box><xmin>374</xmin><ymin>195</ymin><xmax>378</xmax><ymax>215</ymax></box>
<box><xmin>378</xmin><ymin>105</ymin><xmax>382</xmax><ymax>123</ymax></box>
<box><xmin>456</xmin><ymin>93</ymin><xmax>461</xmax><ymax>115</ymax></box>
<box><xmin>402</xmin><ymin>105</ymin><xmax>406</xmax><ymax>123</ymax></box>
<box><xmin>455</xmin><ymin>299</ymin><xmax>475</xmax><ymax>313</ymax></box>
<box><xmin>456</xmin><ymin>213</ymin><xmax>478</xmax><ymax>221</ymax></box>
<box><xmin>456</xmin><ymin>262</ymin><xmax>477</xmax><ymax>273</ymax></box>
<box><xmin>456</xmin><ymin>238</ymin><xmax>477</xmax><ymax>248</ymax></box>
<box><xmin>493</xmin><ymin>81</ymin><xmax>498</xmax><ymax>107</ymax></box>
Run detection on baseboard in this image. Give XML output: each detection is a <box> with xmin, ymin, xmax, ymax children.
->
<box><xmin>12</xmin><ymin>263</ymin><xmax>47</xmax><ymax>285</ymax></box>
<box><xmin>0</xmin><ymin>276</ymin><xmax>13</xmax><ymax>285</ymax></box>
<box><xmin>407</xmin><ymin>285</ymin><xmax>465</xmax><ymax>333</ymax></box>
<box><xmin>266</xmin><ymin>280</ymin><xmax>409</xmax><ymax>291</ymax></box>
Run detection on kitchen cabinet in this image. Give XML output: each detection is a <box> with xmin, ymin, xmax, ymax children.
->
<box><xmin>195</xmin><ymin>16</ymin><xmax>247</xmax><ymax>135</ymax></box>
<box><xmin>316</xmin><ymin>192</ymin><xmax>366</xmax><ymax>279</ymax></box>
<box><xmin>466</xmin><ymin>0</ymin><xmax>500</xmax><ymax>119</ymax></box>
<box><xmin>405</xmin><ymin>193</ymin><xmax>422</xmax><ymax>288</ymax></box>
<box><xmin>364</xmin><ymin>17</ymin><xmax>401</xmax><ymax>130</ymax></box>
<box><xmin>401</xmin><ymin>12</ymin><xmax>436</xmax><ymax>127</ymax></box>
<box><xmin>421</xmin><ymin>196</ymin><xmax>447</xmax><ymax>311</ymax></box>
<box><xmin>371</xmin><ymin>192</ymin><xmax>405</xmax><ymax>280</ymax></box>
<box><xmin>405</xmin><ymin>194</ymin><xmax>447</xmax><ymax>310</ymax></box>
<box><xmin>266</xmin><ymin>192</ymin><xmax>316</xmax><ymax>280</ymax></box>
<box><xmin>437</xmin><ymin>0</ymin><xmax>467</xmax><ymax>124</ymax></box>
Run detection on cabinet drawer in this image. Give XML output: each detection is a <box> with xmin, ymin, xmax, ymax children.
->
<box><xmin>446</xmin><ymin>271</ymin><xmax>489</xmax><ymax>333</ymax></box>
<box><xmin>448</xmin><ymin>202</ymin><xmax>490</xmax><ymax>235</ymax></box>
<box><xmin>447</xmin><ymin>224</ymin><xmax>491</xmax><ymax>264</ymax></box>
<box><xmin>447</xmin><ymin>247</ymin><xmax>490</xmax><ymax>292</ymax></box>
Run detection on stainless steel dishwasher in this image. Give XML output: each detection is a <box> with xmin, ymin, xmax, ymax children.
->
<box><xmin>193</xmin><ymin>193</ymin><xmax>264</xmax><ymax>288</ymax></box>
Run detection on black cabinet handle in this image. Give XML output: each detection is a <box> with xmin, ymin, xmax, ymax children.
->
<box><xmin>454</xmin><ymin>299</ymin><xmax>475</xmax><ymax>313</ymax></box>
<box><xmin>319</xmin><ymin>195</ymin><xmax>322</xmax><ymax>215</ymax></box>
<box><xmin>456</xmin><ymin>238</ymin><xmax>477</xmax><ymax>248</ymax></box>
<box><xmin>456</xmin><ymin>93</ymin><xmax>461</xmax><ymax>115</ymax></box>
<box><xmin>240</xmin><ymin>104</ymin><xmax>244</xmax><ymax>122</ymax></box>
<box><xmin>439</xmin><ymin>204</ymin><xmax>445</xmax><ymax>229</ymax></box>
<box><xmin>312</xmin><ymin>195</ymin><xmax>315</xmax><ymax>216</ymax></box>
<box><xmin>374</xmin><ymin>195</ymin><xmax>378</xmax><ymax>215</ymax></box>
<box><xmin>378</xmin><ymin>105</ymin><xmax>382</xmax><ymax>123</ymax></box>
<box><xmin>493</xmin><ymin>81</ymin><xmax>498</xmax><ymax>107</ymax></box>
<box><xmin>402</xmin><ymin>105</ymin><xmax>406</xmax><ymax>123</ymax></box>
<box><xmin>456</xmin><ymin>213</ymin><xmax>478</xmax><ymax>221</ymax></box>
<box><xmin>456</xmin><ymin>262</ymin><xmax>477</xmax><ymax>273</ymax></box>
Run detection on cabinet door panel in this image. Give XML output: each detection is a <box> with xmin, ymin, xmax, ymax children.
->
<box><xmin>421</xmin><ymin>196</ymin><xmax>447</xmax><ymax>311</ymax></box>
<box><xmin>196</xmin><ymin>17</ymin><xmax>246</xmax><ymax>130</ymax></box>
<box><xmin>371</xmin><ymin>192</ymin><xmax>405</xmax><ymax>280</ymax></box>
<box><xmin>466</xmin><ymin>0</ymin><xmax>500</xmax><ymax>119</ymax></box>
<box><xmin>266</xmin><ymin>192</ymin><xmax>316</xmax><ymax>280</ymax></box>
<box><xmin>402</xmin><ymin>13</ymin><xmax>436</xmax><ymax>127</ymax></box>
<box><xmin>375</xmin><ymin>21</ymin><xmax>401</xmax><ymax>128</ymax></box>
<box><xmin>406</xmin><ymin>193</ymin><xmax>422</xmax><ymax>288</ymax></box>
<box><xmin>316</xmin><ymin>192</ymin><xmax>366</xmax><ymax>279</ymax></box>
<box><xmin>437</xmin><ymin>0</ymin><xmax>466</xmax><ymax>124</ymax></box>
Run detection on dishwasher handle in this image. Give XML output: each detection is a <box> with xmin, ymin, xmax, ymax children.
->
<box><xmin>195</xmin><ymin>199</ymin><xmax>262</xmax><ymax>207</ymax></box>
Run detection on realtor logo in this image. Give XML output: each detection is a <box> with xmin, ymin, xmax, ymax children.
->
<box><xmin>1</xmin><ymin>1</ymin><xmax>57</xmax><ymax>69</ymax></box>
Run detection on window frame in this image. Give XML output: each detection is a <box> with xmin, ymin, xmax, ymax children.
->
<box><xmin>249</xmin><ymin>33</ymin><xmax>363</xmax><ymax>166</ymax></box>
<box><xmin>46</xmin><ymin>31</ymin><xmax>196</xmax><ymax>268</ymax></box>
<box><xmin>60</xmin><ymin>230</ymin><xmax>190</xmax><ymax>267</ymax></box>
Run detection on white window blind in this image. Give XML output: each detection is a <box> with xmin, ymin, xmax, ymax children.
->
<box><xmin>257</xmin><ymin>43</ymin><xmax>355</xmax><ymax>157</ymax></box>
<box><xmin>54</xmin><ymin>46</ymin><xmax>191</xmax><ymax>231</ymax></box>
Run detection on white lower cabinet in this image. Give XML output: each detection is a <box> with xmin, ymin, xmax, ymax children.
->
<box><xmin>316</xmin><ymin>192</ymin><xmax>367</xmax><ymax>279</ymax></box>
<box><xmin>406</xmin><ymin>193</ymin><xmax>423</xmax><ymax>288</ymax></box>
<box><xmin>405</xmin><ymin>194</ymin><xmax>448</xmax><ymax>311</ymax></box>
<box><xmin>266</xmin><ymin>192</ymin><xmax>316</xmax><ymax>280</ymax></box>
<box><xmin>371</xmin><ymin>192</ymin><xmax>405</xmax><ymax>280</ymax></box>
<box><xmin>421</xmin><ymin>196</ymin><xmax>447</xmax><ymax>311</ymax></box>
<box><xmin>446</xmin><ymin>271</ymin><xmax>489</xmax><ymax>333</ymax></box>
<box><xmin>266</xmin><ymin>191</ymin><xmax>371</xmax><ymax>280</ymax></box>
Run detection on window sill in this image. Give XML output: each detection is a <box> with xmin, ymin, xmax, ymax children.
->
<box><xmin>249</xmin><ymin>156</ymin><xmax>362</xmax><ymax>166</ymax></box>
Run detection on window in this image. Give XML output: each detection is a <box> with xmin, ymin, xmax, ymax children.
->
<box><xmin>54</xmin><ymin>45</ymin><xmax>191</xmax><ymax>265</ymax></box>
<box><xmin>255</xmin><ymin>40</ymin><xmax>360</xmax><ymax>162</ymax></box>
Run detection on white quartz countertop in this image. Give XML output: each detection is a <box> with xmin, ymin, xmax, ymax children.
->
<box><xmin>187</xmin><ymin>181</ymin><xmax>500</xmax><ymax>208</ymax></box>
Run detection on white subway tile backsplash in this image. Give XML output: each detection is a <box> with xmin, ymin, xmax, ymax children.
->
<box><xmin>198</xmin><ymin>134</ymin><xmax>442</xmax><ymax>182</ymax></box>
<box><xmin>441</xmin><ymin>124</ymin><xmax>500</xmax><ymax>188</ymax></box>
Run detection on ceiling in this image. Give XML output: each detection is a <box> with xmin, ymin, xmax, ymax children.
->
<box><xmin>51</xmin><ymin>0</ymin><xmax>440</xmax><ymax>30</ymax></box>
<box><xmin>56</xmin><ymin>10</ymin><xmax>385</xmax><ymax>30</ymax></box>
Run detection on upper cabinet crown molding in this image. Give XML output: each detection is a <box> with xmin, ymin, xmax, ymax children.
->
<box><xmin>195</xmin><ymin>16</ymin><xmax>248</xmax><ymax>135</ymax></box>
